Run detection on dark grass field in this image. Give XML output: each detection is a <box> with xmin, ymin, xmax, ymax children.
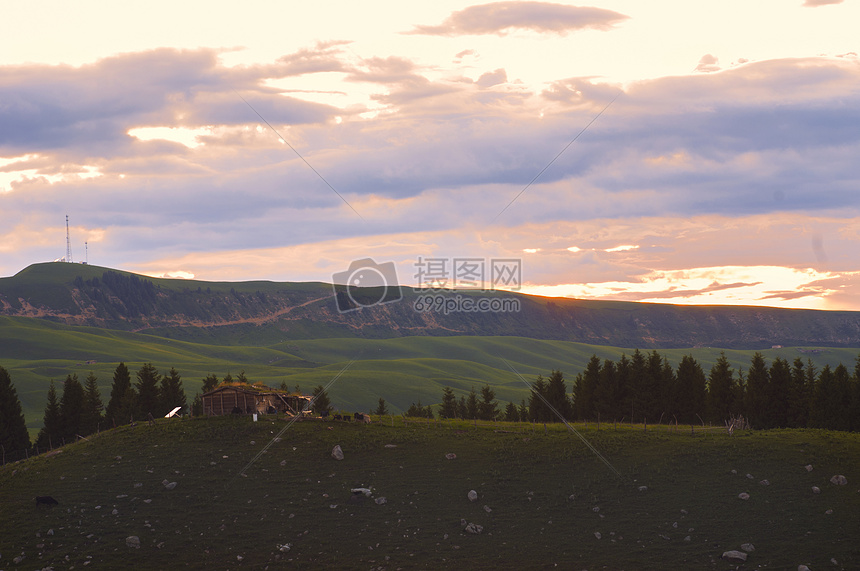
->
<box><xmin>2</xmin><ymin>417</ymin><xmax>858</xmax><ymax>570</ymax></box>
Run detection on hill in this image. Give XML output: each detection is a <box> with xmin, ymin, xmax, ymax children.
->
<box><xmin>1</xmin><ymin>417</ymin><xmax>858</xmax><ymax>569</ymax></box>
<box><xmin>3</xmin><ymin>262</ymin><xmax>860</xmax><ymax>349</ymax></box>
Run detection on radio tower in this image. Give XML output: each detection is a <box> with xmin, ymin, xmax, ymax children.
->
<box><xmin>65</xmin><ymin>215</ymin><xmax>73</xmax><ymax>263</ymax></box>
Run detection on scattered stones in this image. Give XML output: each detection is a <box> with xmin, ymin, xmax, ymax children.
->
<box><xmin>47</xmin><ymin>529</ymin><xmax>54</xmax><ymax>536</ymax></box>
<box><xmin>684</xmin><ymin>536</ymin><xmax>691</xmax><ymax>542</ymax></box>
<box><xmin>805</xmin><ymin>465</ymin><xmax>813</xmax><ymax>472</ymax></box>
<box><xmin>825</xmin><ymin>509</ymin><xmax>833</xmax><ymax>515</ymax></box>
<box><xmin>134</xmin><ymin>483</ymin><xmax>143</xmax><ymax>488</ymax></box>
<box><xmin>112</xmin><ymin>509</ymin><xmax>119</xmax><ymax>515</ymax></box>
<box><xmin>483</xmin><ymin>505</ymin><xmax>492</xmax><ymax>513</ymax></box>
<box><xmin>738</xmin><ymin>493</ymin><xmax>750</xmax><ymax>500</ymax></box>
<box><xmin>798</xmin><ymin>565</ymin><xmax>810</xmax><ymax>571</ymax></box>
<box><xmin>163</xmin><ymin>480</ymin><xmax>177</xmax><ymax>490</ymax></box>
<box><xmin>741</xmin><ymin>543</ymin><xmax>755</xmax><ymax>552</ymax></box>
<box><xmin>759</xmin><ymin>480</ymin><xmax>770</xmax><ymax>486</ymax></box>
<box><xmin>731</xmin><ymin>469</ymin><xmax>738</xmax><ymax>474</ymax></box>
<box><xmin>638</xmin><ymin>486</ymin><xmax>648</xmax><ymax>492</ymax></box>
<box><xmin>277</xmin><ymin>543</ymin><xmax>292</xmax><ymax>553</ymax></box>
<box><xmin>329</xmin><ymin>504</ymin><xmax>338</xmax><ymax>509</ymax></box>
<box><xmin>143</xmin><ymin>499</ymin><xmax>152</xmax><ymax>504</ymax></box>
<box><xmin>351</xmin><ymin>487</ymin><xmax>372</xmax><ymax>497</ymax></box>
<box><xmin>592</xmin><ymin>506</ymin><xmax>600</xmax><ymax>513</ymax></box>
<box><xmin>680</xmin><ymin>509</ymin><xmax>688</xmax><ymax>515</ymax></box>
<box><xmin>237</xmin><ymin>555</ymin><xmax>244</xmax><ymax>561</ymax></box>
<box><xmin>468</xmin><ymin>490</ymin><xmax>478</xmax><ymax>502</ymax></box>
<box><xmin>568</xmin><ymin>494</ymin><xmax>576</xmax><ymax>501</ymax></box>
<box><xmin>280</xmin><ymin>460</ymin><xmax>287</xmax><ymax>466</ymax></box>
<box><xmin>464</xmin><ymin>522</ymin><xmax>483</xmax><ymax>534</ymax></box>
<box><xmin>830</xmin><ymin>475</ymin><xmax>848</xmax><ymax>486</ymax></box>
<box><xmin>445</xmin><ymin>453</ymin><xmax>457</xmax><ymax>460</ymax></box>
<box><xmin>384</xmin><ymin>444</ymin><xmax>397</xmax><ymax>448</ymax></box>
<box><xmin>13</xmin><ymin>555</ymin><xmax>25</xmax><ymax>564</ymax></box>
<box><xmin>746</xmin><ymin>473</ymin><xmax>754</xmax><ymax>480</ymax></box>
<box><xmin>812</xmin><ymin>486</ymin><xmax>821</xmax><ymax>494</ymax></box>
<box><xmin>126</xmin><ymin>536</ymin><xmax>141</xmax><ymax>549</ymax></box>
<box><xmin>722</xmin><ymin>550</ymin><xmax>748</xmax><ymax>562</ymax></box>
<box><xmin>331</xmin><ymin>445</ymin><xmax>344</xmax><ymax>461</ymax></box>
<box><xmin>594</xmin><ymin>532</ymin><xmax>602</xmax><ymax>540</ymax></box>
<box><xmin>375</xmin><ymin>497</ymin><xmax>387</xmax><ymax>505</ymax></box>
<box><xmin>115</xmin><ymin>456</ymin><xmax>122</xmax><ymax>460</ymax></box>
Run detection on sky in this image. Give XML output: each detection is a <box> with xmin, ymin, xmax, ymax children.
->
<box><xmin>2</xmin><ymin>0</ymin><xmax>860</xmax><ymax>311</ymax></box>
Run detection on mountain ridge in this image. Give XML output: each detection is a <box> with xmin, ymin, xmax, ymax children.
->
<box><xmin>2</xmin><ymin>262</ymin><xmax>860</xmax><ymax>349</ymax></box>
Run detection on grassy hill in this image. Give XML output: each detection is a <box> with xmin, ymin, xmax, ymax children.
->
<box><xmin>3</xmin><ymin>262</ymin><xmax>860</xmax><ymax>349</ymax></box>
<box><xmin>1</xmin><ymin>417</ymin><xmax>858</xmax><ymax>569</ymax></box>
<box><xmin>3</xmin><ymin>314</ymin><xmax>860</xmax><ymax>439</ymax></box>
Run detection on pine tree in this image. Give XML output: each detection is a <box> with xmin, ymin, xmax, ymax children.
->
<box><xmin>628</xmin><ymin>349</ymin><xmax>647</xmax><ymax>423</ymax></box>
<box><xmin>504</xmin><ymin>401</ymin><xmax>519</xmax><ymax>422</ymax></box>
<box><xmin>59</xmin><ymin>374</ymin><xmax>85</xmax><ymax>443</ymax></box>
<box><xmin>767</xmin><ymin>357</ymin><xmax>791</xmax><ymax>428</ymax></box>
<box><xmin>202</xmin><ymin>374</ymin><xmax>219</xmax><ymax>392</ymax></box>
<box><xmin>478</xmin><ymin>385</ymin><xmax>499</xmax><ymax>421</ymax></box>
<box><xmin>81</xmin><ymin>372</ymin><xmax>103</xmax><ymax>436</ymax></box>
<box><xmin>35</xmin><ymin>380</ymin><xmax>61</xmax><ymax>450</ymax></box>
<box><xmin>529</xmin><ymin>375</ymin><xmax>550</xmax><ymax>422</ymax></box>
<box><xmin>105</xmin><ymin>363</ymin><xmax>133</xmax><ymax>427</ymax></box>
<box><xmin>706</xmin><ymin>352</ymin><xmax>735</xmax><ymax>422</ymax></box>
<box><xmin>457</xmin><ymin>396</ymin><xmax>467</xmax><ymax>419</ymax></box>
<box><xmin>518</xmin><ymin>399</ymin><xmax>528</xmax><ymax>422</ymax></box>
<box><xmin>546</xmin><ymin>369</ymin><xmax>573</xmax><ymax>420</ymax></box>
<box><xmin>745</xmin><ymin>353</ymin><xmax>770</xmax><ymax>429</ymax></box>
<box><xmin>374</xmin><ymin>397</ymin><xmax>389</xmax><ymax>416</ymax></box>
<box><xmin>810</xmin><ymin>364</ymin><xmax>833</xmax><ymax>429</ymax></box>
<box><xmin>439</xmin><ymin>387</ymin><xmax>458</xmax><ymax>419</ymax></box>
<box><xmin>135</xmin><ymin>363</ymin><xmax>161</xmax><ymax>419</ymax></box>
<box><xmin>465</xmin><ymin>387</ymin><xmax>479</xmax><ymax>420</ymax></box>
<box><xmin>675</xmin><ymin>355</ymin><xmax>706</xmax><ymax>424</ymax></box>
<box><xmin>594</xmin><ymin>360</ymin><xmax>617</xmax><ymax>421</ymax></box>
<box><xmin>311</xmin><ymin>385</ymin><xmax>332</xmax><ymax>415</ymax></box>
<box><xmin>573</xmin><ymin>356</ymin><xmax>601</xmax><ymax>420</ymax></box>
<box><xmin>159</xmin><ymin>367</ymin><xmax>187</xmax><ymax>417</ymax></box>
<box><xmin>0</xmin><ymin>366</ymin><xmax>30</xmax><ymax>456</ymax></box>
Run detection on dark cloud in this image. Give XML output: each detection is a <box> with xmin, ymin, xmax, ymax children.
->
<box><xmin>407</xmin><ymin>1</ymin><xmax>629</xmax><ymax>36</ymax></box>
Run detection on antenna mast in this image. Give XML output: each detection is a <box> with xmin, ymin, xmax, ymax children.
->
<box><xmin>85</xmin><ymin>241</ymin><xmax>88</xmax><ymax>265</ymax></box>
<box><xmin>65</xmin><ymin>215</ymin><xmax>73</xmax><ymax>263</ymax></box>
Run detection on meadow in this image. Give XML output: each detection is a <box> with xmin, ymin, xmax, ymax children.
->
<box><xmin>4</xmin><ymin>314</ymin><xmax>860</xmax><ymax>437</ymax></box>
<box><xmin>1</xmin><ymin>416</ymin><xmax>858</xmax><ymax>569</ymax></box>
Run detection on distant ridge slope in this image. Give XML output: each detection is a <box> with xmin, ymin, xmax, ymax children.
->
<box><xmin>1</xmin><ymin>262</ymin><xmax>860</xmax><ymax>349</ymax></box>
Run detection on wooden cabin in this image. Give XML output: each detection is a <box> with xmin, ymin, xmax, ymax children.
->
<box><xmin>201</xmin><ymin>384</ymin><xmax>311</xmax><ymax>416</ymax></box>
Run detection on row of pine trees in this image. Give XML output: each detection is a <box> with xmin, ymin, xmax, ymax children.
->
<box><xmin>411</xmin><ymin>351</ymin><xmax>860</xmax><ymax>431</ymax></box>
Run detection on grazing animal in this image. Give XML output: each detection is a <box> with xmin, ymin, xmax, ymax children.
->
<box><xmin>333</xmin><ymin>414</ymin><xmax>343</xmax><ymax>421</ymax></box>
<box><xmin>35</xmin><ymin>496</ymin><xmax>59</xmax><ymax>506</ymax></box>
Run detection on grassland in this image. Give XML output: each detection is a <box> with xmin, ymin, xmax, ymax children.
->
<box><xmin>4</xmin><ymin>315</ymin><xmax>860</xmax><ymax>438</ymax></box>
<box><xmin>1</xmin><ymin>417</ymin><xmax>858</xmax><ymax>569</ymax></box>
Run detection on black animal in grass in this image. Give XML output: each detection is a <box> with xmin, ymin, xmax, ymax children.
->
<box><xmin>35</xmin><ymin>496</ymin><xmax>59</xmax><ymax>506</ymax></box>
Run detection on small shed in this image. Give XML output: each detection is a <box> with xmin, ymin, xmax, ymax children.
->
<box><xmin>201</xmin><ymin>384</ymin><xmax>311</xmax><ymax>416</ymax></box>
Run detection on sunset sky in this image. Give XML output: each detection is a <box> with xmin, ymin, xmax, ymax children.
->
<box><xmin>2</xmin><ymin>0</ymin><xmax>859</xmax><ymax>310</ymax></box>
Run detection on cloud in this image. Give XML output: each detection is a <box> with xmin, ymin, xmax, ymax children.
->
<box><xmin>695</xmin><ymin>54</ymin><xmax>721</xmax><ymax>73</ymax></box>
<box><xmin>475</xmin><ymin>68</ymin><xmax>508</xmax><ymax>88</ymax></box>
<box><xmin>408</xmin><ymin>1</ymin><xmax>629</xmax><ymax>36</ymax></box>
<box><xmin>803</xmin><ymin>0</ymin><xmax>843</xmax><ymax>6</ymax></box>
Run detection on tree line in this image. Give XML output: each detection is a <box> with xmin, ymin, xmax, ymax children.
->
<box><xmin>572</xmin><ymin>350</ymin><xmax>860</xmax><ymax>430</ymax></box>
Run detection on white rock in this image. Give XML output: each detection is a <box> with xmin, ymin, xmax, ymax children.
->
<box><xmin>351</xmin><ymin>487</ymin><xmax>372</xmax><ymax>497</ymax></box>
<box><xmin>738</xmin><ymin>493</ymin><xmax>750</xmax><ymax>500</ymax></box>
<box><xmin>374</xmin><ymin>497</ymin><xmax>387</xmax><ymax>505</ymax></box>
<box><xmin>812</xmin><ymin>486</ymin><xmax>821</xmax><ymax>494</ymax></box>
<box><xmin>594</xmin><ymin>531</ymin><xmax>602</xmax><ymax>539</ymax></box>
<box><xmin>825</xmin><ymin>509</ymin><xmax>833</xmax><ymax>514</ymax></box>
<box><xmin>483</xmin><ymin>505</ymin><xmax>492</xmax><ymax>513</ymax></box>
<box><xmin>126</xmin><ymin>536</ymin><xmax>141</xmax><ymax>549</ymax></box>
<box><xmin>798</xmin><ymin>565</ymin><xmax>810</xmax><ymax>571</ymax></box>
<box><xmin>164</xmin><ymin>481</ymin><xmax>177</xmax><ymax>490</ymax></box>
<box><xmin>830</xmin><ymin>474</ymin><xmax>848</xmax><ymax>486</ymax></box>
<box><xmin>805</xmin><ymin>465</ymin><xmax>813</xmax><ymax>472</ymax></box>
<box><xmin>638</xmin><ymin>486</ymin><xmax>648</xmax><ymax>492</ymax></box>
<box><xmin>331</xmin><ymin>445</ymin><xmax>344</xmax><ymax>461</ymax></box>
<box><xmin>237</xmin><ymin>555</ymin><xmax>244</xmax><ymax>561</ymax></box>
<box><xmin>464</xmin><ymin>522</ymin><xmax>483</xmax><ymax>534</ymax></box>
<box><xmin>746</xmin><ymin>473</ymin><xmax>754</xmax><ymax>479</ymax></box>
<box><xmin>759</xmin><ymin>480</ymin><xmax>770</xmax><ymax>486</ymax></box>
<box><xmin>445</xmin><ymin>453</ymin><xmax>457</xmax><ymax>460</ymax></box>
<box><xmin>722</xmin><ymin>550</ymin><xmax>748</xmax><ymax>562</ymax></box>
<box><xmin>741</xmin><ymin>543</ymin><xmax>755</xmax><ymax>552</ymax></box>
<box><xmin>468</xmin><ymin>490</ymin><xmax>478</xmax><ymax>502</ymax></box>
<box><xmin>684</xmin><ymin>536</ymin><xmax>691</xmax><ymax>542</ymax></box>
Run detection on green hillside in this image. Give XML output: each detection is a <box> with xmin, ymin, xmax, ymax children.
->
<box><xmin>3</xmin><ymin>315</ymin><xmax>859</xmax><ymax>437</ymax></box>
<box><xmin>1</xmin><ymin>417</ymin><xmax>858</xmax><ymax>569</ymax></box>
